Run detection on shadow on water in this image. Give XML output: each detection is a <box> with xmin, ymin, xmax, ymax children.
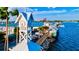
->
<box><xmin>47</xmin><ymin>29</ymin><xmax>59</xmax><ymax>51</ymax></box>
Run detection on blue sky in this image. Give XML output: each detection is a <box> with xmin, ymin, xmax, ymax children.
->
<box><xmin>8</xmin><ymin>7</ymin><xmax>79</xmax><ymax>21</ymax></box>
<box><xmin>25</xmin><ymin>7</ymin><xmax>79</xmax><ymax>21</ymax></box>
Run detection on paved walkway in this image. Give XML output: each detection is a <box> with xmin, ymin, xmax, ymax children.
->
<box><xmin>10</xmin><ymin>39</ymin><xmax>28</xmax><ymax>51</ymax></box>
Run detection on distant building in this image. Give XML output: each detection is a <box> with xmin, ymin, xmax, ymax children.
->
<box><xmin>0</xmin><ymin>21</ymin><xmax>18</xmax><ymax>34</ymax></box>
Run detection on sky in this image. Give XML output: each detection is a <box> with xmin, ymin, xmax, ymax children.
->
<box><xmin>0</xmin><ymin>7</ymin><xmax>17</xmax><ymax>21</ymax></box>
<box><xmin>7</xmin><ymin>7</ymin><xmax>79</xmax><ymax>21</ymax></box>
<box><xmin>25</xmin><ymin>7</ymin><xmax>79</xmax><ymax>21</ymax></box>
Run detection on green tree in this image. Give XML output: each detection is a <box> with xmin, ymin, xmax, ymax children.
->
<box><xmin>0</xmin><ymin>7</ymin><xmax>19</xmax><ymax>51</ymax></box>
<box><xmin>14</xmin><ymin>27</ymin><xmax>19</xmax><ymax>44</ymax></box>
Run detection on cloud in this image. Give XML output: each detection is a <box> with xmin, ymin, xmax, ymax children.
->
<box><xmin>8</xmin><ymin>7</ymin><xmax>17</xmax><ymax>12</ymax></box>
<box><xmin>48</xmin><ymin>7</ymin><xmax>56</xmax><ymax>9</ymax></box>
<box><xmin>26</xmin><ymin>8</ymin><xmax>38</xmax><ymax>12</ymax></box>
<box><xmin>26</xmin><ymin>8</ymin><xmax>34</xmax><ymax>12</ymax></box>
<box><xmin>72</xmin><ymin>8</ymin><xmax>79</xmax><ymax>12</ymax></box>
<box><xmin>33</xmin><ymin>9</ymin><xmax>67</xmax><ymax>14</ymax></box>
<box><xmin>18</xmin><ymin>7</ymin><xmax>26</xmax><ymax>12</ymax></box>
<box><xmin>34</xmin><ymin>9</ymin><xmax>38</xmax><ymax>11</ymax></box>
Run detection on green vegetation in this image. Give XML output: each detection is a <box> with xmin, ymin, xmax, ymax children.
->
<box><xmin>0</xmin><ymin>7</ymin><xmax>19</xmax><ymax>51</ymax></box>
<box><xmin>0</xmin><ymin>32</ymin><xmax>6</xmax><ymax>42</ymax></box>
<box><xmin>35</xmin><ymin>20</ymin><xmax>79</xmax><ymax>22</ymax></box>
<box><xmin>51</xmin><ymin>32</ymin><xmax>56</xmax><ymax>38</ymax></box>
<box><xmin>38</xmin><ymin>26</ymin><xmax>49</xmax><ymax>31</ymax></box>
<box><xmin>14</xmin><ymin>27</ymin><xmax>19</xmax><ymax>34</ymax></box>
<box><xmin>14</xmin><ymin>27</ymin><xmax>19</xmax><ymax>44</ymax></box>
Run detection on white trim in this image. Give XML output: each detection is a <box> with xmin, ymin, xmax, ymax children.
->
<box><xmin>15</xmin><ymin>14</ymin><xmax>22</xmax><ymax>23</ymax></box>
<box><xmin>26</xmin><ymin>12</ymin><xmax>32</xmax><ymax>21</ymax></box>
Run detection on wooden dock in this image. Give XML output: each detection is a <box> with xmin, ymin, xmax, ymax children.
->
<box><xmin>37</xmin><ymin>32</ymin><xmax>55</xmax><ymax>45</ymax></box>
<box><xmin>37</xmin><ymin>32</ymin><xmax>49</xmax><ymax>45</ymax></box>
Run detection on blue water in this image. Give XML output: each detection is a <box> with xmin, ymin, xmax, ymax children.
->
<box><xmin>0</xmin><ymin>21</ymin><xmax>18</xmax><ymax>27</ymax></box>
<box><xmin>50</xmin><ymin>22</ymin><xmax>79</xmax><ymax>51</ymax></box>
<box><xmin>31</xmin><ymin>22</ymin><xmax>79</xmax><ymax>51</ymax></box>
<box><xmin>31</xmin><ymin>21</ymin><xmax>44</xmax><ymax>27</ymax></box>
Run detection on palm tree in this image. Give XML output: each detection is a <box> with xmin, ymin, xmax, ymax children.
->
<box><xmin>9</xmin><ymin>9</ymin><xmax>19</xmax><ymax>45</ymax></box>
<box><xmin>0</xmin><ymin>7</ymin><xmax>19</xmax><ymax>51</ymax></box>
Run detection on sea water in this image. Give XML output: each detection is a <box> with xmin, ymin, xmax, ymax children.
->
<box><xmin>30</xmin><ymin>21</ymin><xmax>79</xmax><ymax>51</ymax></box>
<box><xmin>49</xmin><ymin>22</ymin><xmax>79</xmax><ymax>51</ymax></box>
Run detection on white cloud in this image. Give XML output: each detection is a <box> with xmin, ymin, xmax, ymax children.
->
<box><xmin>33</xmin><ymin>9</ymin><xmax>67</xmax><ymax>14</ymax></box>
<box><xmin>26</xmin><ymin>8</ymin><xmax>38</xmax><ymax>12</ymax></box>
<box><xmin>26</xmin><ymin>7</ymin><xmax>34</xmax><ymax>12</ymax></box>
<box><xmin>72</xmin><ymin>8</ymin><xmax>79</xmax><ymax>12</ymax></box>
<box><xmin>8</xmin><ymin>7</ymin><xmax>17</xmax><ymax>12</ymax></box>
<box><xmin>34</xmin><ymin>9</ymin><xmax>38</xmax><ymax>11</ymax></box>
<box><xmin>48</xmin><ymin>7</ymin><xmax>56</xmax><ymax>9</ymax></box>
<box><xmin>18</xmin><ymin>7</ymin><xmax>26</xmax><ymax>12</ymax></box>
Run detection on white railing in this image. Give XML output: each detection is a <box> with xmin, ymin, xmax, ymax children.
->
<box><xmin>9</xmin><ymin>31</ymin><xmax>28</xmax><ymax>51</ymax></box>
